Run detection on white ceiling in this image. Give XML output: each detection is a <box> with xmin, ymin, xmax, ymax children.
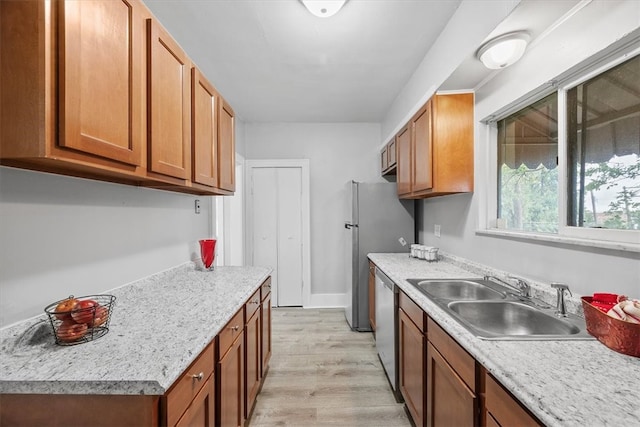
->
<box><xmin>143</xmin><ymin>0</ymin><xmax>462</xmax><ymax>122</ymax></box>
<box><xmin>142</xmin><ymin>0</ymin><xmax>582</xmax><ymax>123</ymax></box>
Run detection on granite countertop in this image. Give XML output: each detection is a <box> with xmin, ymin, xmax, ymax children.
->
<box><xmin>368</xmin><ymin>253</ymin><xmax>640</xmax><ymax>427</ymax></box>
<box><xmin>0</xmin><ymin>264</ymin><xmax>272</xmax><ymax>395</ymax></box>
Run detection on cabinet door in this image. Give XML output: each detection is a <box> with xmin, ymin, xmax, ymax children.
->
<box><xmin>261</xmin><ymin>291</ymin><xmax>272</xmax><ymax>376</ymax></box>
<box><xmin>191</xmin><ymin>67</ymin><xmax>218</xmax><ymax>188</ymax></box>
<box><xmin>412</xmin><ymin>102</ymin><xmax>433</xmax><ymax>193</ymax></box>
<box><xmin>396</xmin><ymin>126</ymin><xmax>412</xmax><ymax>196</ymax></box>
<box><xmin>165</xmin><ymin>343</ymin><xmax>214</xmax><ymax>427</ymax></box>
<box><xmin>426</xmin><ymin>342</ymin><xmax>476</xmax><ymax>427</ymax></box>
<box><xmin>485</xmin><ymin>373</ymin><xmax>541</xmax><ymax>427</ymax></box>
<box><xmin>218</xmin><ymin>98</ymin><xmax>236</xmax><ymax>192</ymax></box>
<box><xmin>218</xmin><ymin>332</ymin><xmax>245</xmax><ymax>427</ymax></box>
<box><xmin>245</xmin><ymin>308</ymin><xmax>261</xmax><ymax>419</ymax></box>
<box><xmin>398</xmin><ymin>309</ymin><xmax>425</xmax><ymax>426</ymax></box>
<box><xmin>175</xmin><ymin>375</ymin><xmax>215</xmax><ymax>427</ymax></box>
<box><xmin>59</xmin><ymin>0</ymin><xmax>142</xmax><ymax>166</ymax></box>
<box><xmin>381</xmin><ymin>146</ymin><xmax>389</xmax><ymax>173</ymax></box>
<box><xmin>388</xmin><ymin>139</ymin><xmax>397</xmax><ymax>168</ymax></box>
<box><xmin>147</xmin><ymin>19</ymin><xmax>190</xmax><ymax>180</ymax></box>
<box><xmin>368</xmin><ymin>262</ymin><xmax>376</xmax><ymax>331</ymax></box>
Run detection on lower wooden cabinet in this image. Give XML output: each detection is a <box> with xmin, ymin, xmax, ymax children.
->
<box><xmin>245</xmin><ymin>289</ymin><xmax>262</xmax><ymax>419</ymax></box>
<box><xmin>164</xmin><ymin>342</ymin><xmax>215</xmax><ymax>426</ymax></box>
<box><xmin>398</xmin><ymin>291</ymin><xmax>426</xmax><ymax>426</ymax></box>
<box><xmin>484</xmin><ymin>373</ymin><xmax>541</xmax><ymax>427</ymax></box>
<box><xmin>426</xmin><ymin>341</ymin><xmax>476</xmax><ymax>427</ymax></box>
<box><xmin>175</xmin><ymin>374</ymin><xmax>215</xmax><ymax>427</ymax></box>
<box><xmin>217</xmin><ymin>309</ymin><xmax>246</xmax><ymax>427</ymax></box>
<box><xmin>396</xmin><ymin>287</ymin><xmax>539</xmax><ymax>427</ymax></box>
<box><xmin>0</xmin><ymin>279</ymin><xmax>272</xmax><ymax>427</ymax></box>
<box><xmin>261</xmin><ymin>278</ymin><xmax>272</xmax><ymax>376</ymax></box>
<box><xmin>0</xmin><ymin>394</ymin><xmax>159</xmax><ymax>426</ymax></box>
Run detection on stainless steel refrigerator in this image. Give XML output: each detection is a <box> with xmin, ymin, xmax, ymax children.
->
<box><xmin>344</xmin><ymin>180</ymin><xmax>414</xmax><ymax>331</ymax></box>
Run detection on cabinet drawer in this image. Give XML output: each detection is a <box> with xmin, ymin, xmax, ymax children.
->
<box><xmin>165</xmin><ymin>342</ymin><xmax>214</xmax><ymax>427</ymax></box>
<box><xmin>427</xmin><ymin>317</ymin><xmax>475</xmax><ymax>390</ymax></box>
<box><xmin>218</xmin><ymin>309</ymin><xmax>244</xmax><ymax>360</ymax></box>
<box><xmin>261</xmin><ymin>277</ymin><xmax>272</xmax><ymax>301</ymax></box>
<box><xmin>399</xmin><ymin>290</ymin><xmax>425</xmax><ymax>333</ymax></box>
<box><xmin>485</xmin><ymin>373</ymin><xmax>541</xmax><ymax>427</ymax></box>
<box><xmin>246</xmin><ymin>288</ymin><xmax>261</xmax><ymax>321</ymax></box>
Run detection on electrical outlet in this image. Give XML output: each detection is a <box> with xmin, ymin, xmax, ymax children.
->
<box><xmin>434</xmin><ymin>224</ymin><xmax>441</xmax><ymax>238</ymax></box>
<box><xmin>195</xmin><ymin>199</ymin><xmax>201</xmax><ymax>214</ymax></box>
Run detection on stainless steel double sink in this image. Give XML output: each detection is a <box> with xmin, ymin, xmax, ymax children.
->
<box><xmin>406</xmin><ymin>278</ymin><xmax>593</xmax><ymax>340</ymax></box>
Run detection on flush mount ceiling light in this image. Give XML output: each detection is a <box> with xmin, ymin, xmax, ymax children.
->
<box><xmin>301</xmin><ymin>0</ymin><xmax>347</xmax><ymax>18</ymax></box>
<box><xmin>476</xmin><ymin>31</ymin><xmax>530</xmax><ymax>70</ymax></box>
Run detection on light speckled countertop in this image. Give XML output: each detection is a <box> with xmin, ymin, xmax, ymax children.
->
<box><xmin>0</xmin><ymin>264</ymin><xmax>271</xmax><ymax>395</ymax></box>
<box><xmin>368</xmin><ymin>253</ymin><xmax>640</xmax><ymax>427</ymax></box>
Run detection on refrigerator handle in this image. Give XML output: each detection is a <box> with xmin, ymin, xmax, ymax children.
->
<box><xmin>344</xmin><ymin>222</ymin><xmax>358</xmax><ymax>229</ymax></box>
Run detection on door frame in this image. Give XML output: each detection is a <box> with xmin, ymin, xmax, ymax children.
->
<box><xmin>245</xmin><ymin>159</ymin><xmax>311</xmax><ymax>307</ymax></box>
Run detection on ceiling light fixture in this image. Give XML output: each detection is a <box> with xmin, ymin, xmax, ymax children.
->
<box><xmin>476</xmin><ymin>31</ymin><xmax>530</xmax><ymax>70</ymax></box>
<box><xmin>301</xmin><ymin>0</ymin><xmax>347</xmax><ymax>18</ymax></box>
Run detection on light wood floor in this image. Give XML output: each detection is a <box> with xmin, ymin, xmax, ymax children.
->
<box><xmin>248</xmin><ymin>308</ymin><xmax>411</xmax><ymax>426</ymax></box>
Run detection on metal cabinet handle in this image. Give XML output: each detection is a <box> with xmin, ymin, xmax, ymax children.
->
<box><xmin>191</xmin><ymin>372</ymin><xmax>204</xmax><ymax>381</ymax></box>
<box><xmin>231</xmin><ymin>325</ymin><xmax>240</xmax><ymax>331</ymax></box>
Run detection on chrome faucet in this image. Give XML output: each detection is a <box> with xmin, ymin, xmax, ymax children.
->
<box><xmin>484</xmin><ymin>275</ymin><xmax>531</xmax><ymax>299</ymax></box>
<box><xmin>550</xmin><ymin>283</ymin><xmax>572</xmax><ymax>317</ymax></box>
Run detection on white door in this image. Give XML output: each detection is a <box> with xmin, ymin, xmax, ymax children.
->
<box><xmin>250</xmin><ymin>166</ymin><xmax>303</xmax><ymax>306</ymax></box>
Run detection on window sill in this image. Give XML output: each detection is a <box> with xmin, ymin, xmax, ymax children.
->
<box><xmin>476</xmin><ymin>228</ymin><xmax>640</xmax><ymax>254</ymax></box>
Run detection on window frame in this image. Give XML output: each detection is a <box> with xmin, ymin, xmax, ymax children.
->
<box><xmin>481</xmin><ymin>47</ymin><xmax>640</xmax><ymax>252</ymax></box>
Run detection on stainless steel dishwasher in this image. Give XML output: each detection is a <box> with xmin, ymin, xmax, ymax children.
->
<box><xmin>374</xmin><ymin>267</ymin><xmax>401</xmax><ymax>401</ymax></box>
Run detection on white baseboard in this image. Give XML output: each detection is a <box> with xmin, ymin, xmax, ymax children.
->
<box><xmin>307</xmin><ymin>293</ymin><xmax>346</xmax><ymax>308</ymax></box>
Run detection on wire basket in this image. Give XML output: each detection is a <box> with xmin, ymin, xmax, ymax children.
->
<box><xmin>44</xmin><ymin>295</ymin><xmax>116</xmax><ymax>346</ymax></box>
<box><xmin>581</xmin><ymin>296</ymin><xmax>640</xmax><ymax>358</ymax></box>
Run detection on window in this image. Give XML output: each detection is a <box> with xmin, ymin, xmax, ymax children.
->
<box><xmin>567</xmin><ymin>56</ymin><xmax>640</xmax><ymax>231</ymax></box>
<box><xmin>492</xmin><ymin>54</ymin><xmax>640</xmax><ymax>246</ymax></box>
<box><xmin>497</xmin><ymin>93</ymin><xmax>558</xmax><ymax>233</ymax></box>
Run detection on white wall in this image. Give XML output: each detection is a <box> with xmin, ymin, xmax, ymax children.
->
<box><xmin>415</xmin><ymin>0</ymin><xmax>640</xmax><ymax>297</ymax></box>
<box><xmin>0</xmin><ymin>167</ymin><xmax>212</xmax><ymax>327</ymax></box>
<box><xmin>244</xmin><ymin>123</ymin><xmax>382</xmax><ymax>299</ymax></box>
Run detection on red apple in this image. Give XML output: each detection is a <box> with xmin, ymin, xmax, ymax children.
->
<box><xmin>54</xmin><ymin>297</ymin><xmax>79</xmax><ymax>320</ymax></box>
<box><xmin>57</xmin><ymin>320</ymin><xmax>88</xmax><ymax>342</ymax></box>
<box><xmin>88</xmin><ymin>306</ymin><xmax>109</xmax><ymax>327</ymax></box>
<box><xmin>71</xmin><ymin>299</ymin><xmax>99</xmax><ymax>324</ymax></box>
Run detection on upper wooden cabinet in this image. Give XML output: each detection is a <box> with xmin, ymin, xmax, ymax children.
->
<box><xmin>59</xmin><ymin>0</ymin><xmax>143</xmax><ymax>167</ymax></box>
<box><xmin>1</xmin><ymin>0</ymin><xmax>145</xmax><ymax>180</ymax></box>
<box><xmin>381</xmin><ymin>139</ymin><xmax>397</xmax><ymax>176</ymax></box>
<box><xmin>218</xmin><ymin>98</ymin><xmax>236</xmax><ymax>193</ymax></box>
<box><xmin>396</xmin><ymin>125</ymin><xmax>412</xmax><ymax>197</ymax></box>
<box><xmin>147</xmin><ymin>18</ymin><xmax>191</xmax><ymax>181</ymax></box>
<box><xmin>191</xmin><ymin>68</ymin><xmax>219</xmax><ymax>189</ymax></box>
<box><xmin>1</xmin><ymin>0</ymin><xmax>235</xmax><ymax>196</ymax></box>
<box><xmin>396</xmin><ymin>92</ymin><xmax>474</xmax><ymax>199</ymax></box>
<box><xmin>412</xmin><ymin>102</ymin><xmax>433</xmax><ymax>193</ymax></box>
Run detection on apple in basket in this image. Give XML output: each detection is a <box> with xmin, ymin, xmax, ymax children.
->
<box><xmin>57</xmin><ymin>320</ymin><xmax>88</xmax><ymax>342</ymax></box>
<box><xmin>71</xmin><ymin>299</ymin><xmax>99</xmax><ymax>324</ymax></box>
<box><xmin>54</xmin><ymin>297</ymin><xmax>80</xmax><ymax>320</ymax></box>
<box><xmin>88</xmin><ymin>305</ymin><xmax>109</xmax><ymax>327</ymax></box>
